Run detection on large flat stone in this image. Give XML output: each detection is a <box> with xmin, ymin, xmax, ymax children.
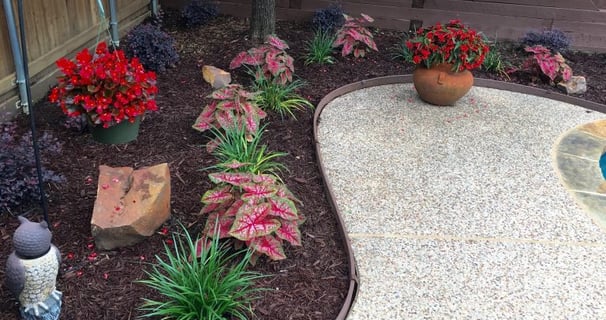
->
<box><xmin>91</xmin><ymin>163</ymin><xmax>171</xmax><ymax>250</ymax></box>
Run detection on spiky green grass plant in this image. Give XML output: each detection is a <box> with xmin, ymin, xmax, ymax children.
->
<box><xmin>253</xmin><ymin>75</ymin><xmax>314</xmax><ymax>119</ymax></box>
<box><xmin>481</xmin><ymin>40</ymin><xmax>512</xmax><ymax>78</ymax></box>
<box><xmin>304</xmin><ymin>30</ymin><xmax>336</xmax><ymax>65</ymax></box>
<box><xmin>209</xmin><ymin>123</ymin><xmax>288</xmax><ymax>177</ymax></box>
<box><xmin>137</xmin><ymin>225</ymin><xmax>266</xmax><ymax>320</ymax></box>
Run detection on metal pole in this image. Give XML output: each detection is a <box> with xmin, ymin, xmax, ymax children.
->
<box><xmin>151</xmin><ymin>0</ymin><xmax>158</xmax><ymax>16</ymax></box>
<box><xmin>17</xmin><ymin>0</ymin><xmax>50</xmax><ymax>226</ymax></box>
<box><xmin>109</xmin><ymin>0</ymin><xmax>119</xmax><ymax>47</ymax></box>
<box><xmin>2</xmin><ymin>0</ymin><xmax>29</xmax><ymax>114</ymax></box>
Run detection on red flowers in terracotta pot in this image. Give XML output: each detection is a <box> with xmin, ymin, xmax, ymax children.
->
<box><xmin>403</xmin><ymin>20</ymin><xmax>490</xmax><ymax>72</ymax></box>
<box><xmin>49</xmin><ymin>42</ymin><xmax>158</xmax><ymax>128</ymax></box>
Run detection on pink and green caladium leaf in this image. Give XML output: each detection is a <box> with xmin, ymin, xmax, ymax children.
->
<box><xmin>269</xmin><ymin>197</ymin><xmax>298</xmax><ymax>221</ymax></box>
<box><xmin>225</xmin><ymin>199</ymin><xmax>245</xmax><ymax>216</ymax></box>
<box><xmin>275</xmin><ymin>220</ymin><xmax>302</xmax><ymax>246</ymax></box>
<box><xmin>266</xmin><ymin>35</ymin><xmax>289</xmax><ymax>50</ymax></box>
<box><xmin>215</xmin><ymin>110</ymin><xmax>237</xmax><ymax>130</ymax></box>
<box><xmin>199</xmin><ymin>199</ymin><xmax>232</xmax><ymax>215</ymax></box>
<box><xmin>248</xmin><ymin>235</ymin><xmax>286</xmax><ymax>260</ymax></box>
<box><xmin>229</xmin><ymin>203</ymin><xmax>280</xmax><ymax>241</ymax></box>
<box><xmin>221</xmin><ymin>160</ymin><xmax>250</xmax><ymax>170</ymax></box>
<box><xmin>229</xmin><ymin>51</ymin><xmax>249</xmax><ymax>69</ymax></box>
<box><xmin>241</xmin><ymin>183</ymin><xmax>276</xmax><ymax>202</ymax></box>
<box><xmin>192</xmin><ymin>115</ymin><xmax>212</xmax><ymax>132</ymax></box>
<box><xmin>203</xmin><ymin>212</ymin><xmax>235</xmax><ymax>239</ymax></box>
<box><xmin>201</xmin><ymin>185</ymin><xmax>233</xmax><ymax>204</ymax></box>
<box><xmin>275</xmin><ymin>185</ymin><xmax>301</xmax><ymax>204</ymax></box>
<box><xmin>194</xmin><ymin>237</ymin><xmax>212</xmax><ymax>258</ymax></box>
<box><xmin>245</xmin><ymin>112</ymin><xmax>259</xmax><ymax>133</ymax></box>
<box><xmin>205</xmin><ymin>137</ymin><xmax>221</xmax><ymax>153</ymax></box>
<box><xmin>360</xmin><ymin>13</ymin><xmax>374</xmax><ymax>23</ymax></box>
<box><xmin>252</xmin><ymin>174</ymin><xmax>277</xmax><ymax>184</ymax></box>
<box><xmin>209</xmin><ymin>172</ymin><xmax>253</xmax><ymax>186</ymax></box>
<box><xmin>341</xmin><ymin>41</ymin><xmax>354</xmax><ymax>57</ymax></box>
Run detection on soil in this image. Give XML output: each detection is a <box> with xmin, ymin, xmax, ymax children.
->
<box><xmin>1</xmin><ymin>12</ymin><xmax>605</xmax><ymax>320</ymax></box>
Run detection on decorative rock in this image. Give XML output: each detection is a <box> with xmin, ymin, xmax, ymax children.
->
<box><xmin>202</xmin><ymin>65</ymin><xmax>231</xmax><ymax>89</ymax></box>
<box><xmin>557</xmin><ymin>76</ymin><xmax>587</xmax><ymax>95</ymax></box>
<box><xmin>91</xmin><ymin>163</ymin><xmax>171</xmax><ymax>250</ymax></box>
<box><xmin>5</xmin><ymin>217</ymin><xmax>62</xmax><ymax>320</ymax></box>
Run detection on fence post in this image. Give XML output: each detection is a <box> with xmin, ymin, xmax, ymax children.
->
<box><xmin>409</xmin><ymin>0</ymin><xmax>425</xmax><ymax>34</ymax></box>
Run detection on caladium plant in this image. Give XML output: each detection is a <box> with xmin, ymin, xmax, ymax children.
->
<box><xmin>229</xmin><ymin>35</ymin><xmax>295</xmax><ymax>85</ymax></box>
<box><xmin>199</xmin><ymin>170</ymin><xmax>304</xmax><ymax>261</ymax></box>
<box><xmin>333</xmin><ymin>13</ymin><xmax>378</xmax><ymax>58</ymax></box>
<box><xmin>192</xmin><ymin>84</ymin><xmax>266</xmax><ymax>141</ymax></box>
<box><xmin>523</xmin><ymin>45</ymin><xmax>572</xmax><ymax>84</ymax></box>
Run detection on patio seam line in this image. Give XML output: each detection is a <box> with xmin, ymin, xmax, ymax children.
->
<box><xmin>348</xmin><ymin>233</ymin><xmax>606</xmax><ymax>248</ymax></box>
<box><xmin>556</xmin><ymin>152</ymin><xmax>598</xmax><ymax>162</ymax></box>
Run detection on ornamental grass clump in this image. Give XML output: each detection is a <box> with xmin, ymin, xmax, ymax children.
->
<box><xmin>401</xmin><ymin>20</ymin><xmax>490</xmax><ymax>72</ymax></box>
<box><xmin>252</xmin><ymin>75</ymin><xmax>314</xmax><ymax>119</ymax></box>
<box><xmin>304</xmin><ymin>30</ymin><xmax>336</xmax><ymax>65</ymax></box>
<box><xmin>208</xmin><ymin>123</ymin><xmax>287</xmax><ymax>177</ymax></box>
<box><xmin>138</xmin><ymin>225</ymin><xmax>265</xmax><ymax>320</ymax></box>
<box><xmin>49</xmin><ymin>42</ymin><xmax>158</xmax><ymax>128</ymax></box>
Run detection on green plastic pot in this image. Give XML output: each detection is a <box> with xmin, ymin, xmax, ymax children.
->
<box><xmin>91</xmin><ymin>117</ymin><xmax>141</xmax><ymax>144</ymax></box>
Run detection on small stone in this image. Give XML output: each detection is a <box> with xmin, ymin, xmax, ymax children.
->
<box><xmin>91</xmin><ymin>163</ymin><xmax>171</xmax><ymax>250</ymax></box>
<box><xmin>202</xmin><ymin>65</ymin><xmax>231</xmax><ymax>89</ymax></box>
<box><xmin>557</xmin><ymin>76</ymin><xmax>587</xmax><ymax>95</ymax></box>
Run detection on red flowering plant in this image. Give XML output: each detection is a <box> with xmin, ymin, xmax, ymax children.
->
<box><xmin>49</xmin><ymin>42</ymin><xmax>158</xmax><ymax>128</ymax></box>
<box><xmin>402</xmin><ymin>20</ymin><xmax>489</xmax><ymax>72</ymax></box>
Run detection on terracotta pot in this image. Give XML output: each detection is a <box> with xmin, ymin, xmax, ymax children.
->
<box><xmin>412</xmin><ymin>63</ymin><xmax>474</xmax><ymax>106</ymax></box>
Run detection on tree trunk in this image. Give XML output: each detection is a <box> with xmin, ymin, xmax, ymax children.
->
<box><xmin>250</xmin><ymin>0</ymin><xmax>275</xmax><ymax>45</ymax></box>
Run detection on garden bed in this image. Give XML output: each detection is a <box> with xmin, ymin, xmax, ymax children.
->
<box><xmin>1</xmin><ymin>11</ymin><xmax>605</xmax><ymax>320</ymax></box>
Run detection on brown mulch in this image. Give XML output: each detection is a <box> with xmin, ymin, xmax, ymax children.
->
<box><xmin>1</xmin><ymin>12</ymin><xmax>606</xmax><ymax>320</ymax></box>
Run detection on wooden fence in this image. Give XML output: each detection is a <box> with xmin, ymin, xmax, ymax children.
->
<box><xmin>213</xmin><ymin>0</ymin><xmax>606</xmax><ymax>51</ymax></box>
<box><xmin>0</xmin><ymin>0</ymin><xmax>151</xmax><ymax>118</ymax></box>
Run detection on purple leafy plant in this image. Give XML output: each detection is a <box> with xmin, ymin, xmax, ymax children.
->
<box><xmin>523</xmin><ymin>45</ymin><xmax>572</xmax><ymax>84</ymax></box>
<box><xmin>333</xmin><ymin>13</ymin><xmax>378</xmax><ymax>58</ymax></box>
<box><xmin>199</xmin><ymin>170</ymin><xmax>304</xmax><ymax>261</ymax></box>
<box><xmin>229</xmin><ymin>35</ymin><xmax>295</xmax><ymax>85</ymax></box>
<box><xmin>192</xmin><ymin>84</ymin><xmax>266</xmax><ymax>149</ymax></box>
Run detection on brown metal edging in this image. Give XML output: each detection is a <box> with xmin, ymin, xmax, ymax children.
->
<box><xmin>313</xmin><ymin>74</ymin><xmax>606</xmax><ymax>320</ymax></box>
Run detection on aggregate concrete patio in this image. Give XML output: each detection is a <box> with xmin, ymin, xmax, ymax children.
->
<box><xmin>316</xmin><ymin>81</ymin><xmax>606</xmax><ymax>319</ymax></box>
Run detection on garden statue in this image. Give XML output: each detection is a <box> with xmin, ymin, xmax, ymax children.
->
<box><xmin>5</xmin><ymin>216</ymin><xmax>62</xmax><ymax>320</ymax></box>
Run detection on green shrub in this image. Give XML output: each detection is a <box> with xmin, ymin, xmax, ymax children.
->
<box><xmin>138</xmin><ymin>224</ymin><xmax>265</xmax><ymax>320</ymax></box>
<box><xmin>521</xmin><ymin>29</ymin><xmax>571</xmax><ymax>53</ymax></box>
<box><xmin>312</xmin><ymin>3</ymin><xmax>345</xmax><ymax>33</ymax></box>
<box><xmin>1</xmin><ymin>122</ymin><xmax>64</xmax><ymax>214</ymax></box>
<box><xmin>304</xmin><ymin>30</ymin><xmax>336</xmax><ymax>65</ymax></box>
<box><xmin>124</xmin><ymin>24</ymin><xmax>179</xmax><ymax>72</ymax></box>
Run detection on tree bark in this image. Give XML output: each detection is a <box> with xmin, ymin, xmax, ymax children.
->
<box><xmin>250</xmin><ymin>0</ymin><xmax>276</xmax><ymax>45</ymax></box>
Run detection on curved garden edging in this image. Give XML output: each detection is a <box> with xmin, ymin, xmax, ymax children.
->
<box><xmin>312</xmin><ymin>74</ymin><xmax>606</xmax><ymax>320</ymax></box>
